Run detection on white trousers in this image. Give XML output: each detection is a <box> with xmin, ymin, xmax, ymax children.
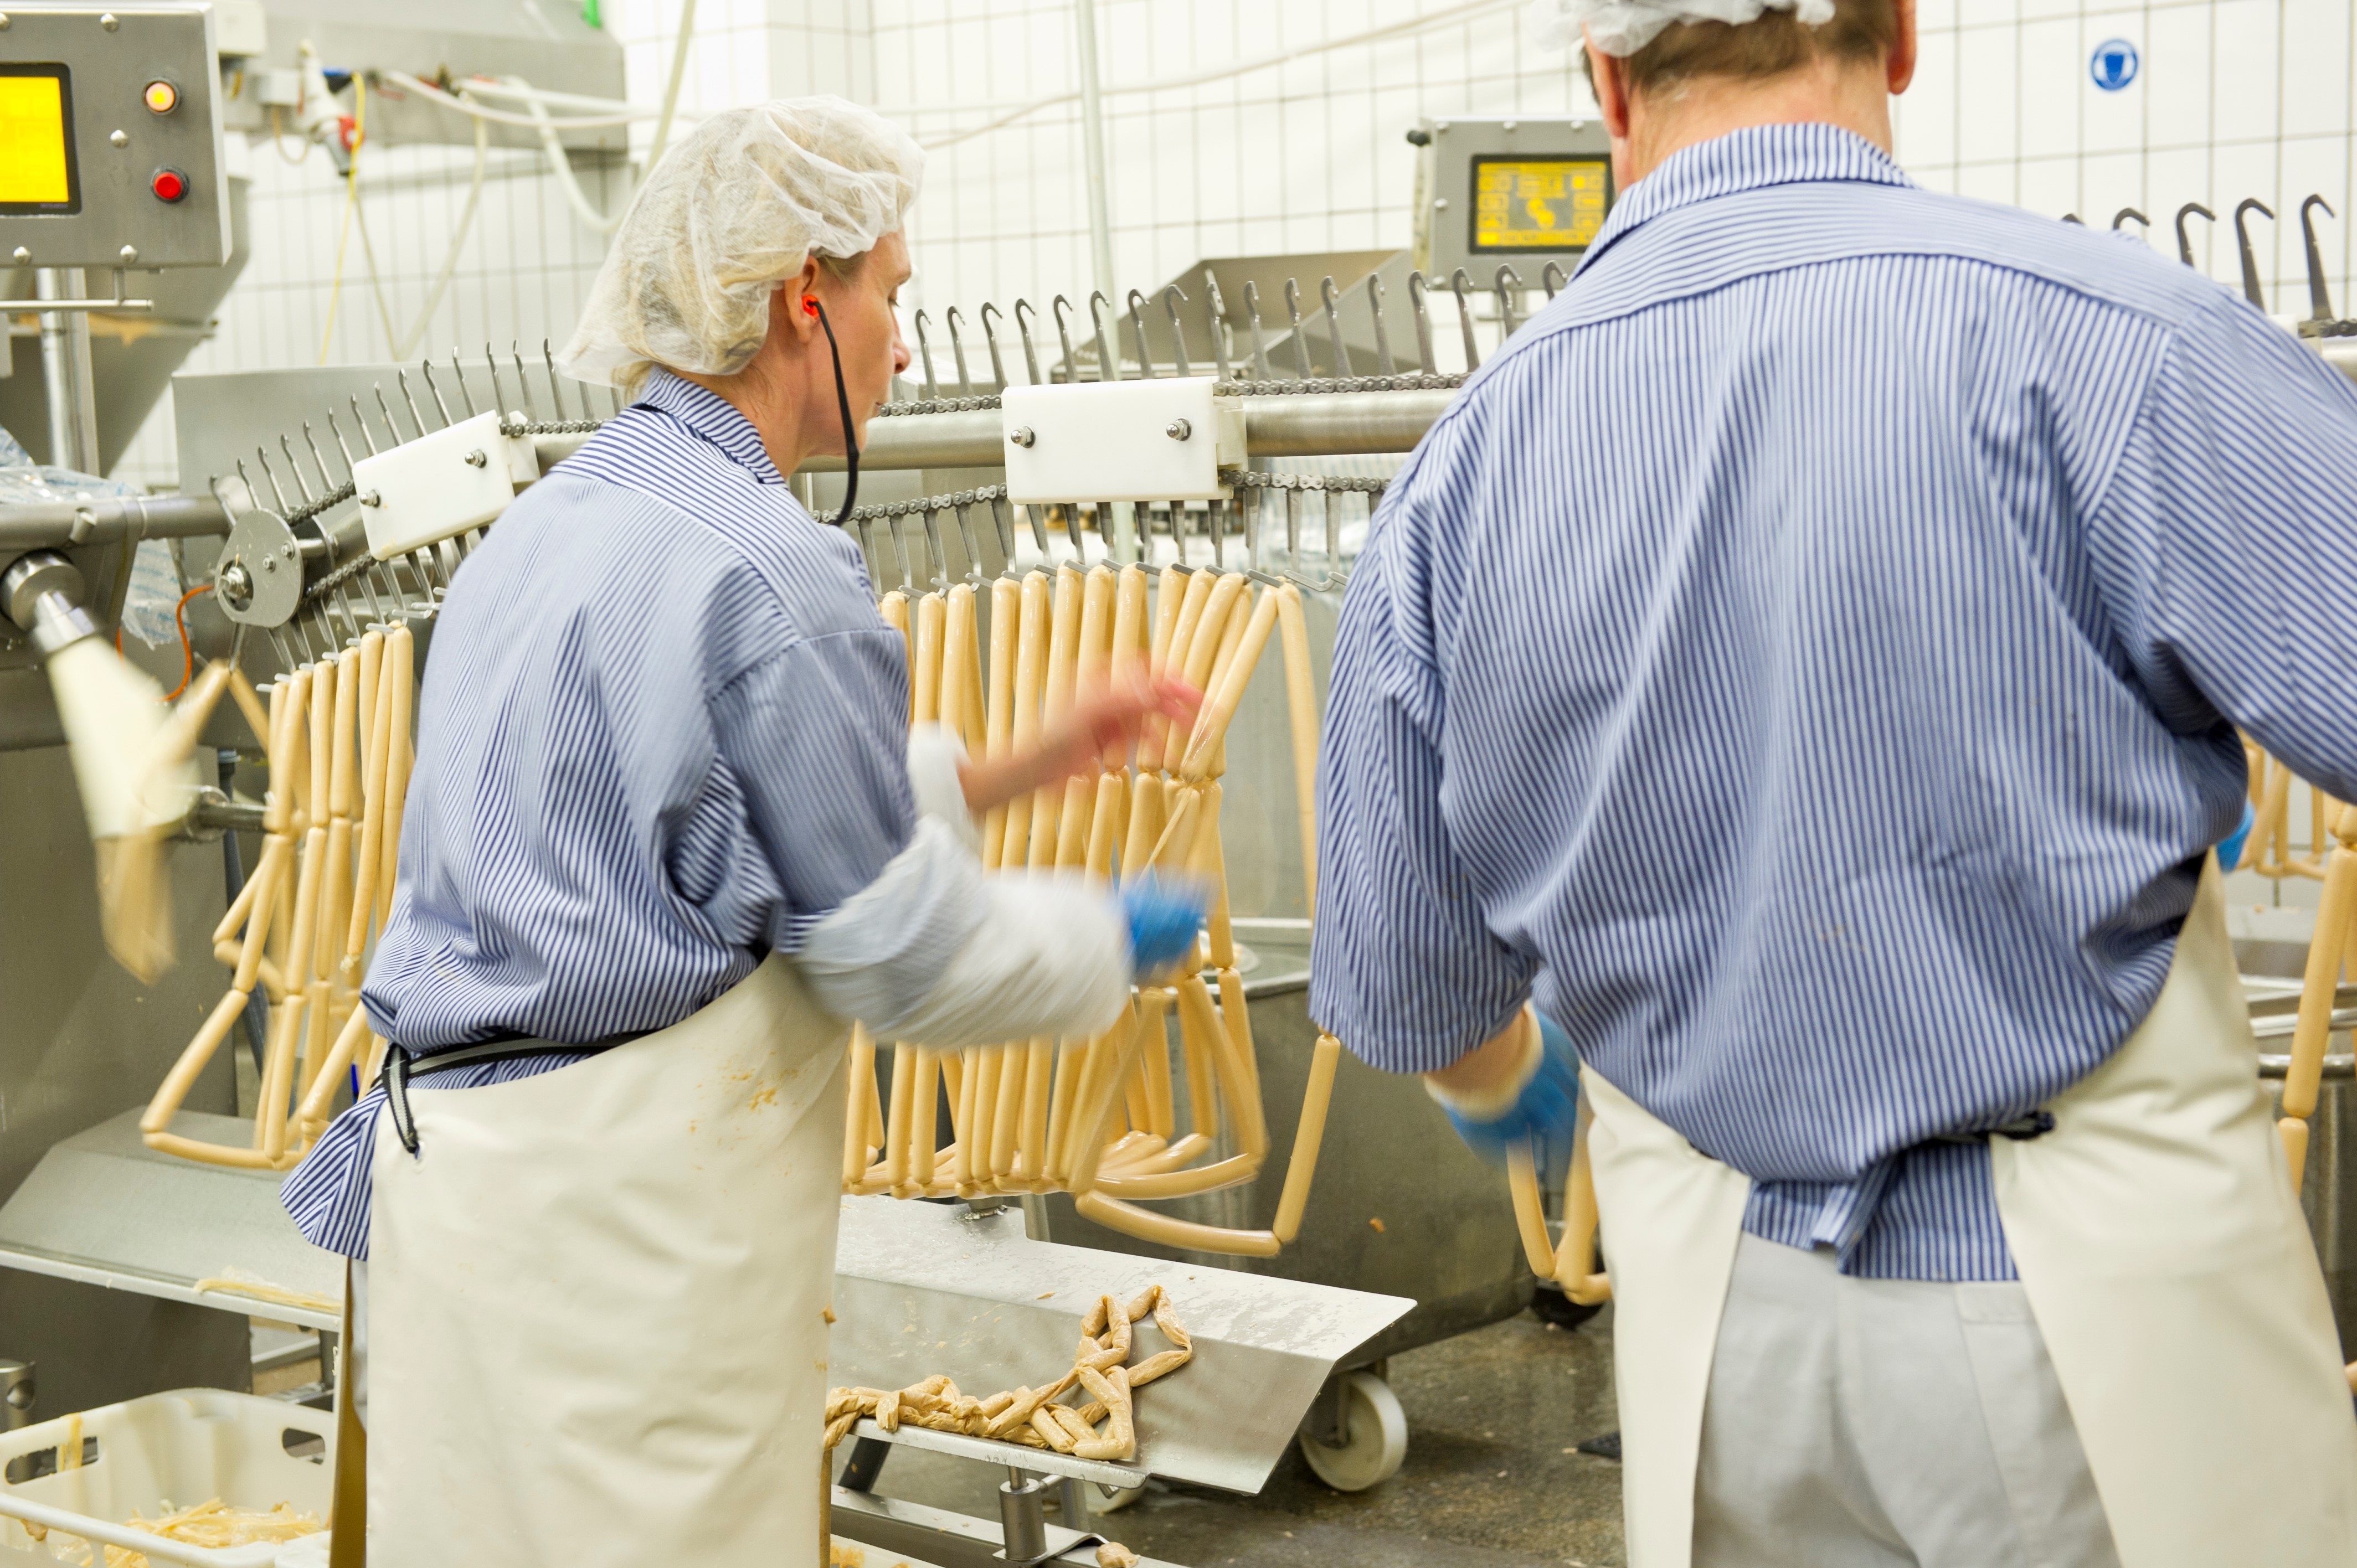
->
<box><xmin>1693</xmin><ymin>1234</ymin><xmax>2122</xmax><ymax>1568</ymax></box>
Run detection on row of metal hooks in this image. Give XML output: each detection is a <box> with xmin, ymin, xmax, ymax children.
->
<box><xmin>2073</xmin><ymin>193</ymin><xmax>2357</xmax><ymax>332</ymax></box>
<box><xmin>845</xmin><ymin>474</ymin><xmax>1380</xmax><ymax>601</ymax></box>
<box><xmin>894</xmin><ymin>261</ymin><xmax>1576</xmax><ymax>405</ymax></box>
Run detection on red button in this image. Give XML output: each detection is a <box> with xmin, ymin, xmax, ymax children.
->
<box><xmin>150</xmin><ymin>168</ymin><xmax>187</xmax><ymax>202</ymax></box>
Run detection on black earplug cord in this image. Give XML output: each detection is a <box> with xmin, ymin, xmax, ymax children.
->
<box><xmin>806</xmin><ymin>297</ymin><xmax>860</xmax><ymax>524</ymax></box>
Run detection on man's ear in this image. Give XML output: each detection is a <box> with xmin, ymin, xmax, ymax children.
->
<box><xmin>1887</xmin><ymin>0</ymin><xmax>1918</xmax><ymax>93</ymax></box>
<box><xmin>1588</xmin><ymin>29</ymin><xmax>1633</xmax><ymax>140</ymax></box>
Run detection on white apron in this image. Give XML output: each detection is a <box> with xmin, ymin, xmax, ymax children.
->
<box><xmin>1587</xmin><ymin>862</ymin><xmax>2357</xmax><ymax>1568</ymax></box>
<box><xmin>366</xmin><ymin>955</ymin><xmax>850</xmax><ymax>1568</ymax></box>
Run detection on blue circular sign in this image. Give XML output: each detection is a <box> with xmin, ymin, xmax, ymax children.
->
<box><xmin>2091</xmin><ymin>39</ymin><xmax>2138</xmax><ymax>92</ymax></box>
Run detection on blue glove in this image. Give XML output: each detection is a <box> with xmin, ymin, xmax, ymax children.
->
<box><xmin>1120</xmin><ymin>877</ymin><xmax>1208</xmax><ymax>980</ymax></box>
<box><xmin>1430</xmin><ymin>1009</ymin><xmax>1581</xmax><ymax>1165</ymax></box>
<box><xmin>2216</xmin><ymin>797</ymin><xmax>2255</xmax><ymax>872</ymax></box>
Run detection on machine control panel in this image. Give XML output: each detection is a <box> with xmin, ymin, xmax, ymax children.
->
<box><xmin>1413</xmin><ymin>116</ymin><xmax>1614</xmax><ymax>285</ymax></box>
<box><xmin>0</xmin><ymin>5</ymin><xmax>230</xmax><ymax>269</ymax></box>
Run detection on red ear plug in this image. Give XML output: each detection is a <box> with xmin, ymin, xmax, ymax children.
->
<box><xmin>804</xmin><ymin>298</ymin><xmax>820</xmax><ymax>317</ymax></box>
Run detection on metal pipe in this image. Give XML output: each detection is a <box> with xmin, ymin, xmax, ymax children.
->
<box><xmin>1072</xmin><ymin>0</ymin><xmax>1116</xmax><ymax>303</ymax></box>
<box><xmin>35</xmin><ymin>270</ymin><xmax>100</xmax><ymax>473</ymax></box>
<box><xmin>0</xmin><ymin>493</ymin><xmax>233</xmax><ymax>549</ymax></box>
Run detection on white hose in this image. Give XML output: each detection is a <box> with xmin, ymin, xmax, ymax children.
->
<box><xmin>377</xmin><ymin>69</ymin><xmax>650</xmax><ymax>131</ymax></box>
<box><xmin>394</xmin><ymin>105</ymin><xmax>490</xmax><ymax>359</ymax></box>
<box><xmin>516</xmin><ymin>78</ymin><xmax>629</xmax><ymax>235</ymax></box>
<box><xmin>645</xmin><ymin>0</ymin><xmax>698</xmax><ymax>172</ymax></box>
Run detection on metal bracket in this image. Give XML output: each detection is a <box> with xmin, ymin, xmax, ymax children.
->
<box><xmin>0</xmin><ymin>269</ymin><xmax>155</xmax><ymax>314</ymax></box>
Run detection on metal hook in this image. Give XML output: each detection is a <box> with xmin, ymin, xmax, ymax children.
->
<box><xmin>1089</xmin><ymin>291</ymin><xmax>1123</xmax><ymax>383</ymax></box>
<box><xmin>449</xmin><ymin>349</ymin><xmax>479</xmax><ymax>417</ymax></box>
<box><xmin>1366</xmin><ymin>275</ymin><xmax>1394</xmax><ymax>376</ymax></box>
<box><xmin>2300</xmin><ymin>195</ymin><xmax>2337</xmax><ymax>321</ymax></box>
<box><xmin>1243</xmin><ymin>279</ymin><xmax>1273</xmax><ymax>380</ymax></box>
<box><xmin>2112</xmin><ymin>207</ymin><xmax>2149</xmax><ymax>235</ymax></box>
<box><xmin>543</xmin><ymin>339</ymin><xmax>572</xmax><ymax>421</ymax></box>
<box><xmin>511</xmin><ymin>342</ymin><xmax>539</xmax><ymax>420</ymax></box>
<box><xmin>2060</xmin><ymin>213</ymin><xmax>2085</xmax><ymax>226</ymax></box>
<box><xmin>1013</xmin><ymin>299</ymin><xmax>1044</xmax><ymax>386</ymax></box>
<box><xmin>944</xmin><ymin>306</ymin><xmax>976</xmax><ymax>398</ymax></box>
<box><xmin>1493</xmin><ymin>265</ymin><xmax>1524</xmax><ymax>338</ymax></box>
<box><xmin>1165</xmin><ymin>499</ymin><xmax>1193</xmax><ymax>575</ymax></box>
<box><xmin>1063</xmin><ymin>504</ymin><xmax>1090</xmax><ymax>568</ymax></box>
<box><xmin>1319</xmin><ymin>276</ymin><xmax>1347</xmax><ymax>379</ymax></box>
<box><xmin>977</xmin><ymin>302</ymin><xmax>1010</xmax><ymax>390</ymax></box>
<box><xmin>1406</xmin><ymin>271</ymin><xmax>1435</xmax><ymax>372</ymax></box>
<box><xmin>1238</xmin><ymin>486</ymin><xmax>1284</xmax><ymax>589</ymax></box>
<box><xmin>1127</xmin><ymin>288</ymin><xmax>1157</xmax><ymax>378</ymax></box>
<box><xmin>1449</xmin><ymin>269</ymin><xmax>1480</xmax><ymax>370</ymax></box>
<box><xmin>920</xmin><ymin>507</ymin><xmax>951</xmax><ymax>592</ymax></box>
<box><xmin>484</xmin><ymin>342</ymin><xmax>510</xmax><ymax>421</ymax></box>
<box><xmin>1283</xmin><ymin>278</ymin><xmax>1313</xmax><ymax>379</ymax></box>
<box><xmin>348</xmin><ymin>398</ymin><xmax>381</xmax><ymax>456</ymax></box>
<box><xmin>852</xmin><ymin>514</ymin><xmax>881</xmax><ymax>597</ymax></box>
<box><xmin>1203</xmin><ymin>270</ymin><xmax>1231</xmax><ymax>381</ymax></box>
<box><xmin>912</xmin><ymin>310</ymin><xmax>941</xmax><ymax>400</ymax></box>
<box><xmin>949</xmin><ymin>495</ymin><xmax>987</xmax><ymax>586</ymax></box>
<box><xmin>325</xmin><ymin>411</ymin><xmax>360</xmax><ymax>476</ymax></box>
<box><xmin>1161</xmin><ymin>284</ymin><xmax>1192</xmax><ymax>378</ymax></box>
<box><xmin>1025</xmin><ymin>499</ymin><xmax>1051</xmax><ymax>560</ymax></box>
<box><xmin>301</xmin><ymin>422</ymin><xmax>339</xmax><ymax>488</ymax></box>
<box><xmin>1051</xmin><ymin>296</ymin><xmax>1078</xmax><ymax>386</ymax></box>
<box><xmin>2174</xmin><ymin>202</ymin><xmax>2215</xmax><ymax>269</ymax></box>
<box><xmin>279</xmin><ymin>435</ymin><xmax>319</xmax><ymax>504</ymax></box>
<box><xmin>1541</xmin><ymin>261</ymin><xmax>1568</xmax><ymax>300</ymax></box>
<box><xmin>2232</xmin><ymin>198</ymin><xmax>2273</xmax><ymax>310</ymax></box>
<box><xmin>418</xmin><ymin>363</ymin><xmax>455</xmax><ymax>428</ymax></box>
<box><xmin>381</xmin><ymin>382</ymin><xmax>416</xmax><ymax>444</ymax></box>
<box><xmin>986</xmin><ymin>492</ymin><xmax>1018</xmax><ymax>577</ymax></box>
<box><xmin>888</xmin><ymin>513</ymin><xmax>918</xmax><ymax>595</ymax></box>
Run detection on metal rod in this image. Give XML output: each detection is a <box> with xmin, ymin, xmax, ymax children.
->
<box><xmin>1015</xmin><ymin>300</ymin><xmax>1045</xmax><ymax>385</ymax></box>
<box><xmin>279</xmin><ymin>435</ymin><xmax>319</xmax><ymax>504</ymax></box>
<box><xmin>1449</xmin><ymin>269</ymin><xmax>1480</xmax><ymax>370</ymax></box>
<box><xmin>1090</xmin><ymin>291</ymin><xmax>1123</xmax><ymax>383</ymax></box>
<box><xmin>35</xmin><ymin>269</ymin><xmax>100</xmax><ymax>473</ymax></box>
<box><xmin>2174</xmin><ymin>202</ymin><xmax>2215</xmax><ymax>269</ymax></box>
<box><xmin>1053</xmin><ymin>296</ymin><xmax>1079</xmax><ymax>386</ymax></box>
<box><xmin>1367</xmin><ymin>275</ymin><xmax>1394</xmax><ymax>375</ymax></box>
<box><xmin>253</xmin><ymin>449</ymin><xmax>292</xmax><ymax>511</ymax></box>
<box><xmin>485</xmin><ymin>343</ymin><xmax>510</xmax><ymax>418</ymax></box>
<box><xmin>1493</xmin><ymin>265</ymin><xmax>1523</xmax><ymax>337</ymax></box>
<box><xmin>1063</xmin><ymin>504</ymin><xmax>1088</xmax><ymax>566</ymax></box>
<box><xmin>418</xmin><ymin>363</ymin><xmax>455</xmax><ymax>427</ymax></box>
<box><xmin>1126</xmin><ymin>289</ymin><xmax>1156</xmax><ymax>378</ymax></box>
<box><xmin>889</xmin><ymin>514</ymin><xmax>917</xmax><ymax>594</ymax></box>
<box><xmin>512</xmin><ymin>341</ymin><xmax>539</xmax><ymax>420</ymax></box>
<box><xmin>2233</xmin><ymin>198</ymin><xmax>2273</xmax><ymax>309</ymax></box>
<box><xmin>1203</xmin><ymin>270</ymin><xmax>1231</xmax><ymax>381</ymax></box>
<box><xmin>1072</xmin><ymin>0</ymin><xmax>1116</xmax><ymax>302</ymax></box>
<box><xmin>544</xmin><ymin>340</ymin><xmax>573</xmax><ymax>421</ymax></box>
<box><xmin>449</xmin><ymin>349</ymin><xmax>479</xmax><ymax>417</ymax></box>
<box><xmin>1284</xmin><ymin>278</ymin><xmax>1313</xmax><ymax>379</ymax></box>
<box><xmin>987</xmin><ymin>493</ymin><xmax>1017</xmax><ymax>573</ymax></box>
<box><xmin>0</xmin><ymin>493</ymin><xmax>233</xmax><ymax>549</ymax></box>
<box><xmin>913</xmin><ymin>310</ymin><xmax>941</xmax><ymax>399</ymax></box>
<box><xmin>951</xmin><ymin>498</ymin><xmax>986</xmax><ymax>585</ymax></box>
<box><xmin>1162</xmin><ymin>285</ymin><xmax>1192</xmax><ymax>377</ymax></box>
<box><xmin>945</xmin><ymin>307</ymin><xmax>976</xmax><ymax>398</ymax></box>
<box><xmin>2301</xmin><ymin>195</ymin><xmax>2337</xmax><ymax>320</ymax></box>
<box><xmin>1541</xmin><ymin>261</ymin><xmax>1567</xmax><ymax>300</ymax></box>
<box><xmin>391</xmin><ymin>376</ymin><xmax>427</xmax><ymax>438</ymax></box>
<box><xmin>300</xmin><ymin>423</ymin><xmax>339</xmax><ymax>491</ymax></box>
<box><xmin>1319</xmin><ymin>276</ymin><xmax>1347</xmax><ymax>378</ymax></box>
<box><xmin>326</xmin><ymin>411</ymin><xmax>361</xmax><ymax>473</ymax></box>
<box><xmin>1407</xmin><ymin>271</ymin><xmax>1435</xmax><ymax>372</ymax></box>
<box><xmin>920</xmin><ymin>506</ymin><xmax>950</xmax><ymax>591</ymax></box>
<box><xmin>1244</xmin><ymin>280</ymin><xmax>1273</xmax><ymax>380</ymax></box>
<box><xmin>978</xmin><ymin>302</ymin><xmax>1010</xmax><ymax>390</ymax></box>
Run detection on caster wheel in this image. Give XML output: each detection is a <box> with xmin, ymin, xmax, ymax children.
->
<box><xmin>1296</xmin><ymin>1370</ymin><xmax>1408</xmax><ymax>1492</ymax></box>
<box><xmin>1532</xmin><ymin>1283</ymin><xmax>1605</xmax><ymax>1332</ymax></box>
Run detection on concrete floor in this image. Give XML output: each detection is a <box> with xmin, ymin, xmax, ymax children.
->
<box><xmin>841</xmin><ymin>1303</ymin><xmax>1629</xmax><ymax>1568</ymax></box>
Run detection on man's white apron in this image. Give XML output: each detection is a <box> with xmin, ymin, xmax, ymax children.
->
<box><xmin>365</xmin><ymin>955</ymin><xmax>850</xmax><ymax>1567</ymax></box>
<box><xmin>1589</xmin><ymin>863</ymin><xmax>2357</xmax><ymax>1567</ymax></box>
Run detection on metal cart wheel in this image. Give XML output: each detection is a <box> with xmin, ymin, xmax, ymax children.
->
<box><xmin>1295</xmin><ymin>1370</ymin><xmax>1408</xmax><ymax>1492</ymax></box>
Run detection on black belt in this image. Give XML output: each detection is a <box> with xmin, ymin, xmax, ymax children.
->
<box><xmin>1931</xmin><ymin>1110</ymin><xmax>2056</xmax><ymax>1145</ymax></box>
<box><xmin>380</xmin><ymin>1032</ymin><xmax>644</xmax><ymax>1155</ymax></box>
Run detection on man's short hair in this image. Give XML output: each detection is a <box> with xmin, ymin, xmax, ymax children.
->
<box><xmin>1585</xmin><ymin>0</ymin><xmax>1898</xmax><ymax>99</ymax></box>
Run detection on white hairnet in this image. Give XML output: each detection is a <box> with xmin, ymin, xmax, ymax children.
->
<box><xmin>1529</xmin><ymin>0</ymin><xmax>1836</xmax><ymax>56</ymax></box>
<box><xmin>559</xmin><ymin>96</ymin><xmax>923</xmax><ymax>388</ymax></box>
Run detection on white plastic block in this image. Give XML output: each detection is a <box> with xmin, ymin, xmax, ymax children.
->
<box><xmin>1001</xmin><ymin>378</ymin><xmax>1234</xmax><ymax>504</ymax></box>
<box><xmin>352</xmin><ymin>411</ymin><xmax>534</xmax><ymax>561</ymax></box>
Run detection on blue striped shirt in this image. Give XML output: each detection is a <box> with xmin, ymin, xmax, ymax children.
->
<box><xmin>285</xmin><ymin>370</ymin><xmax>950</xmax><ymax>1257</ymax></box>
<box><xmin>1308</xmin><ymin>125</ymin><xmax>2357</xmax><ymax>1280</ymax></box>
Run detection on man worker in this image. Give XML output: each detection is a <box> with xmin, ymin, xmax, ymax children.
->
<box><xmin>1310</xmin><ymin>1</ymin><xmax>2357</xmax><ymax>1564</ymax></box>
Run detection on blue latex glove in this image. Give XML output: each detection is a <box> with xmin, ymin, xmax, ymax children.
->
<box><xmin>1430</xmin><ymin>1009</ymin><xmax>1581</xmax><ymax>1164</ymax></box>
<box><xmin>2217</xmin><ymin>797</ymin><xmax>2255</xmax><ymax>873</ymax></box>
<box><xmin>1120</xmin><ymin>877</ymin><xmax>1208</xmax><ymax>980</ymax></box>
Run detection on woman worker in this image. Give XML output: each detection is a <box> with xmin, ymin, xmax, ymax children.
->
<box><xmin>282</xmin><ymin>97</ymin><xmax>1201</xmax><ymax>1566</ymax></box>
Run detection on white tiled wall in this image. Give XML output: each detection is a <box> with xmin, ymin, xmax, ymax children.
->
<box><xmin>1900</xmin><ymin>1</ymin><xmax>2357</xmax><ymax>313</ymax></box>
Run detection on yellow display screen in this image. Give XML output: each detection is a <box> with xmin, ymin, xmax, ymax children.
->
<box><xmin>1471</xmin><ymin>155</ymin><xmax>1610</xmax><ymax>252</ymax></box>
<box><xmin>0</xmin><ymin>66</ymin><xmax>80</xmax><ymax>214</ymax></box>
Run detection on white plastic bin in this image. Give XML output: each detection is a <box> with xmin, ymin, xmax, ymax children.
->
<box><xmin>0</xmin><ymin>1390</ymin><xmax>331</xmax><ymax>1566</ymax></box>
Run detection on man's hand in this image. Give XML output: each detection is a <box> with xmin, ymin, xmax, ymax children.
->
<box><xmin>1423</xmin><ymin>1008</ymin><xmax>1581</xmax><ymax>1163</ymax></box>
<box><xmin>956</xmin><ymin>673</ymin><xmax>1201</xmax><ymax>816</ymax></box>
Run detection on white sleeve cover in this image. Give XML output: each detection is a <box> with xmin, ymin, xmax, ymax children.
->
<box><xmin>905</xmin><ymin>721</ymin><xmax>982</xmax><ymax>855</ymax></box>
<box><xmin>795</xmin><ymin>816</ymin><xmax>1133</xmax><ymax>1048</ymax></box>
